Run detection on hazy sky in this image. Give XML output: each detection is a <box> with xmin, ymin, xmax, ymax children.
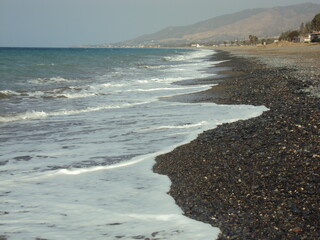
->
<box><xmin>1</xmin><ymin>0</ymin><xmax>319</xmax><ymax>47</ymax></box>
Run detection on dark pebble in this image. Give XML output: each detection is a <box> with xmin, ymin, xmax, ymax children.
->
<box><xmin>153</xmin><ymin>50</ymin><xmax>320</xmax><ymax>240</ymax></box>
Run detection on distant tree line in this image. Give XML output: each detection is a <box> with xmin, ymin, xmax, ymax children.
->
<box><xmin>279</xmin><ymin>30</ymin><xmax>300</xmax><ymax>42</ymax></box>
<box><xmin>311</xmin><ymin>13</ymin><xmax>320</xmax><ymax>31</ymax></box>
<box><xmin>279</xmin><ymin>13</ymin><xmax>320</xmax><ymax>42</ymax></box>
<box><xmin>249</xmin><ymin>34</ymin><xmax>259</xmax><ymax>43</ymax></box>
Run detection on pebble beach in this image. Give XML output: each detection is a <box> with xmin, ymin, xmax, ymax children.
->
<box><xmin>154</xmin><ymin>44</ymin><xmax>320</xmax><ymax>240</ymax></box>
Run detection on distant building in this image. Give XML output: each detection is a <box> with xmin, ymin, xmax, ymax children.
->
<box><xmin>294</xmin><ymin>34</ymin><xmax>313</xmax><ymax>43</ymax></box>
<box><xmin>303</xmin><ymin>35</ymin><xmax>311</xmax><ymax>43</ymax></box>
<box><xmin>311</xmin><ymin>32</ymin><xmax>320</xmax><ymax>42</ymax></box>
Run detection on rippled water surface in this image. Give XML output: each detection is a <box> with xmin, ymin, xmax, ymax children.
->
<box><xmin>0</xmin><ymin>48</ymin><xmax>267</xmax><ymax>239</ymax></box>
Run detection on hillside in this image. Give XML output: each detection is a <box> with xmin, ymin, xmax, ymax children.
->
<box><xmin>120</xmin><ymin>3</ymin><xmax>320</xmax><ymax>46</ymax></box>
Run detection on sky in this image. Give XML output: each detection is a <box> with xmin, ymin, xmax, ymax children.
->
<box><xmin>0</xmin><ymin>0</ymin><xmax>319</xmax><ymax>47</ymax></box>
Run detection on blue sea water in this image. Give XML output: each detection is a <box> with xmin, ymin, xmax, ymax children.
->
<box><xmin>0</xmin><ymin>48</ymin><xmax>267</xmax><ymax>239</ymax></box>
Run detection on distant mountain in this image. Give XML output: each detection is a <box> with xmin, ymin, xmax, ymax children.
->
<box><xmin>119</xmin><ymin>3</ymin><xmax>320</xmax><ymax>46</ymax></box>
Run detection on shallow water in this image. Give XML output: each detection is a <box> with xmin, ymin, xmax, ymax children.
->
<box><xmin>0</xmin><ymin>48</ymin><xmax>267</xmax><ymax>239</ymax></box>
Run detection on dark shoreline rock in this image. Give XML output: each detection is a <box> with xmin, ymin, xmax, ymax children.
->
<box><xmin>153</xmin><ymin>50</ymin><xmax>320</xmax><ymax>240</ymax></box>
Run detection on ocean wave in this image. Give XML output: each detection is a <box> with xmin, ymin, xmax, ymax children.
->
<box><xmin>138</xmin><ymin>65</ymin><xmax>169</xmax><ymax>69</ymax></box>
<box><xmin>136</xmin><ymin>80</ymin><xmax>149</xmax><ymax>84</ymax></box>
<box><xmin>162</xmin><ymin>56</ymin><xmax>175</xmax><ymax>62</ymax></box>
<box><xmin>23</xmin><ymin>91</ymin><xmax>46</xmax><ymax>98</ymax></box>
<box><xmin>7</xmin><ymin>86</ymin><xmax>99</xmax><ymax>100</ymax></box>
<box><xmin>0</xmin><ymin>110</ymin><xmax>48</xmax><ymax>123</ymax></box>
<box><xmin>162</xmin><ymin>50</ymin><xmax>212</xmax><ymax>62</ymax></box>
<box><xmin>126</xmin><ymin>87</ymin><xmax>187</xmax><ymax>92</ymax></box>
<box><xmin>51</xmin><ymin>157</ymin><xmax>146</xmax><ymax>176</ymax></box>
<box><xmin>36</xmin><ymin>63</ymin><xmax>56</xmax><ymax>66</ymax></box>
<box><xmin>0</xmin><ymin>101</ymin><xmax>152</xmax><ymax>123</ymax></box>
<box><xmin>54</xmin><ymin>92</ymin><xmax>98</xmax><ymax>99</ymax></box>
<box><xmin>152</xmin><ymin>77</ymin><xmax>191</xmax><ymax>83</ymax></box>
<box><xmin>2</xmin><ymin>82</ymin><xmax>126</xmax><ymax>100</ymax></box>
<box><xmin>0</xmin><ymin>90</ymin><xmax>20</xmax><ymax>98</ymax></box>
<box><xmin>28</xmin><ymin>77</ymin><xmax>70</xmax><ymax>84</ymax></box>
<box><xmin>154</xmin><ymin>121</ymin><xmax>208</xmax><ymax>130</ymax></box>
<box><xmin>95</xmin><ymin>83</ymin><xmax>127</xmax><ymax>88</ymax></box>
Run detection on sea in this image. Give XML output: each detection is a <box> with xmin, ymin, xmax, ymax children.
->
<box><xmin>0</xmin><ymin>48</ymin><xmax>267</xmax><ymax>240</ymax></box>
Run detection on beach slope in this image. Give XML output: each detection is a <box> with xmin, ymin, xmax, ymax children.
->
<box><xmin>154</xmin><ymin>44</ymin><xmax>320</xmax><ymax>240</ymax></box>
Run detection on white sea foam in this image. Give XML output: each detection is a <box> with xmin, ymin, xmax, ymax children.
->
<box><xmin>152</xmin><ymin>77</ymin><xmax>191</xmax><ymax>83</ymax></box>
<box><xmin>28</xmin><ymin>77</ymin><xmax>70</xmax><ymax>84</ymax></box>
<box><xmin>126</xmin><ymin>87</ymin><xmax>188</xmax><ymax>92</ymax></box>
<box><xmin>9</xmin><ymin>89</ymin><xmax>88</xmax><ymax>99</ymax></box>
<box><xmin>0</xmin><ymin>90</ymin><xmax>20</xmax><ymax>97</ymax></box>
<box><xmin>163</xmin><ymin>49</ymin><xmax>211</xmax><ymax>62</ymax></box>
<box><xmin>0</xmin><ymin>101</ymin><xmax>153</xmax><ymax>123</ymax></box>
<box><xmin>163</xmin><ymin>55</ymin><xmax>195</xmax><ymax>62</ymax></box>
<box><xmin>27</xmin><ymin>86</ymin><xmax>98</xmax><ymax>99</ymax></box>
<box><xmin>23</xmin><ymin>91</ymin><xmax>46</xmax><ymax>98</ymax></box>
<box><xmin>161</xmin><ymin>84</ymin><xmax>217</xmax><ymax>98</ymax></box>
<box><xmin>154</xmin><ymin>121</ymin><xmax>208</xmax><ymax>130</ymax></box>
<box><xmin>52</xmin><ymin>157</ymin><xmax>147</xmax><ymax>176</ymax></box>
<box><xmin>55</xmin><ymin>92</ymin><xmax>98</xmax><ymax>99</ymax></box>
<box><xmin>137</xmin><ymin>80</ymin><xmax>149</xmax><ymax>84</ymax></box>
<box><xmin>36</xmin><ymin>63</ymin><xmax>56</xmax><ymax>66</ymax></box>
<box><xmin>0</xmin><ymin>110</ymin><xmax>48</xmax><ymax>122</ymax></box>
<box><xmin>96</xmin><ymin>83</ymin><xmax>127</xmax><ymax>88</ymax></box>
<box><xmin>139</xmin><ymin>65</ymin><xmax>169</xmax><ymax>69</ymax></box>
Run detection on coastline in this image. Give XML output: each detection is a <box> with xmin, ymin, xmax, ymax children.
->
<box><xmin>153</xmin><ymin>45</ymin><xmax>320</xmax><ymax>239</ymax></box>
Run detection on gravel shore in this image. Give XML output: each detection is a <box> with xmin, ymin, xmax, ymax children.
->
<box><xmin>153</xmin><ymin>45</ymin><xmax>320</xmax><ymax>240</ymax></box>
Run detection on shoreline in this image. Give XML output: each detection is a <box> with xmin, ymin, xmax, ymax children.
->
<box><xmin>153</xmin><ymin>45</ymin><xmax>320</xmax><ymax>239</ymax></box>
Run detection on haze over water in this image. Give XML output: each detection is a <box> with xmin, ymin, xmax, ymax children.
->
<box><xmin>0</xmin><ymin>48</ymin><xmax>267</xmax><ymax>239</ymax></box>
